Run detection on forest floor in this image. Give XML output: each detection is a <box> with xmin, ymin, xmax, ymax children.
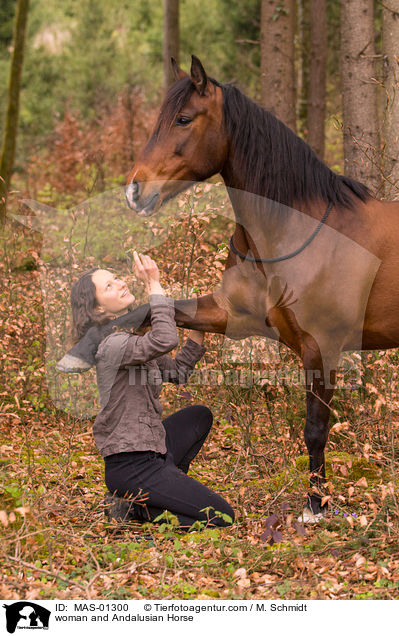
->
<box><xmin>1</xmin><ymin>196</ymin><xmax>399</xmax><ymax>601</ymax></box>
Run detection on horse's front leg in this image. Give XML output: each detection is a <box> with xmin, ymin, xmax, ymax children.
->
<box><xmin>301</xmin><ymin>343</ymin><xmax>338</xmax><ymax>522</ymax></box>
<box><xmin>57</xmin><ymin>293</ymin><xmax>228</xmax><ymax>371</ymax></box>
<box><xmin>174</xmin><ymin>293</ymin><xmax>228</xmax><ymax>333</ymax></box>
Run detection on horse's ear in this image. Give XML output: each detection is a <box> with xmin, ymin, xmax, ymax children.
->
<box><xmin>171</xmin><ymin>57</ymin><xmax>188</xmax><ymax>81</ymax></box>
<box><xmin>190</xmin><ymin>55</ymin><xmax>208</xmax><ymax>96</ymax></box>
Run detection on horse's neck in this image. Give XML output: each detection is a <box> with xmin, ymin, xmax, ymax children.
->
<box><xmin>223</xmin><ymin>182</ymin><xmax>331</xmax><ymax>260</ymax></box>
<box><xmin>221</xmin><ymin>157</ymin><xmax>286</xmax><ymax>237</ymax></box>
<box><xmin>224</xmin><ymin>183</ymin><xmax>290</xmax><ymax>254</ymax></box>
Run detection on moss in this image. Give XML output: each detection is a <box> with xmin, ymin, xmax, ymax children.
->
<box><xmin>266</xmin><ymin>466</ymin><xmax>307</xmax><ymax>493</ymax></box>
<box><xmin>200</xmin><ymin>589</ymin><xmax>222</xmax><ymax>598</ymax></box>
<box><xmin>323</xmin><ymin>452</ymin><xmax>383</xmax><ymax>482</ymax></box>
<box><xmin>266</xmin><ymin>452</ymin><xmax>383</xmax><ymax>494</ymax></box>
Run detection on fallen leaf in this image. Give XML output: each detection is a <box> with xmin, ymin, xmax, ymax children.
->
<box><xmin>15</xmin><ymin>506</ymin><xmax>30</xmax><ymax>516</ymax></box>
<box><xmin>260</xmin><ymin>513</ymin><xmax>283</xmax><ymax>545</ymax></box>
<box><xmin>330</xmin><ymin>421</ymin><xmax>350</xmax><ymax>432</ymax></box>
<box><xmin>233</xmin><ymin>567</ymin><xmax>247</xmax><ymax>579</ymax></box>
<box><xmin>179</xmin><ymin>391</ymin><xmax>192</xmax><ymax>399</ymax></box>
<box><xmin>0</xmin><ymin>511</ymin><xmax>8</xmax><ymax>527</ymax></box>
<box><xmin>262</xmin><ymin>574</ymin><xmax>275</xmax><ymax>585</ymax></box>
<box><xmin>293</xmin><ymin>520</ymin><xmax>306</xmax><ymax>536</ymax></box>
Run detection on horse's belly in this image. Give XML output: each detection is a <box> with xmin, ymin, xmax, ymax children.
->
<box><xmin>352</xmin><ymin>253</ymin><xmax>399</xmax><ymax>349</ymax></box>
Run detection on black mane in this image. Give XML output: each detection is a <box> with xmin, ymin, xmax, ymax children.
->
<box><xmin>155</xmin><ymin>76</ymin><xmax>371</xmax><ymax>209</ymax></box>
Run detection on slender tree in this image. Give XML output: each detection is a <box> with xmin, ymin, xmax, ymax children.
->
<box><xmin>298</xmin><ymin>0</ymin><xmax>310</xmax><ymax>138</ymax></box>
<box><xmin>340</xmin><ymin>0</ymin><xmax>380</xmax><ymax>192</ymax></box>
<box><xmin>308</xmin><ymin>0</ymin><xmax>327</xmax><ymax>158</ymax></box>
<box><xmin>0</xmin><ymin>0</ymin><xmax>29</xmax><ymax>223</ymax></box>
<box><xmin>163</xmin><ymin>0</ymin><xmax>179</xmax><ymax>93</ymax></box>
<box><xmin>0</xmin><ymin>0</ymin><xmax>16</xmax><ymax>51</ymax></box>
<box><xmin>382</xmin><ymin>1</ymin><xmax>399</xmax><ymax>198</ymax></box>
<box><xmin>260</xmin><ymin>0</ymin><xmax>296</xmax><ymax>132</ymax></box>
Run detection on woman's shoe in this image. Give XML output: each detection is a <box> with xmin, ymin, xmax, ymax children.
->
<box><xmin>104</xmin><ymin>492</ymin><xmax>143</xmax><ymax>522</ymax></box>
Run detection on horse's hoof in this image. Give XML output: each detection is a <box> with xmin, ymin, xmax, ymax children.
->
<box><xmin>298</xmin><ymin>508</ymin><xmax>325</xmax><ymax>524</ymax></box>
<box><xmin>56</xmin><ymin>353</ymin><xmax>92</xmax><ymax>373</ymax></box>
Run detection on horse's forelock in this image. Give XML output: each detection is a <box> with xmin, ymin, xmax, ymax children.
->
<box><xmin>154</xmin><ymin>77</ymin><xmax>195</xmax><ymax>135</ymax></box>
<box><xmin>154</xmin><ymin>76</ymin><xmax>222</xmax><ymax>136</ymax></box>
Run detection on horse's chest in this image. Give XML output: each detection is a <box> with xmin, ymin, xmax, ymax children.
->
<box><xmin>214</xmin><ymin>262</ymin><xmax>283</xmax><ymax>340</ymax></box>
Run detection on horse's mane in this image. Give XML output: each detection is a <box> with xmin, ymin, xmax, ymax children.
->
<box><xmin>155</xmin><ymin>76</ymin><xmax>371</xmax><ymax>210</ymax></box>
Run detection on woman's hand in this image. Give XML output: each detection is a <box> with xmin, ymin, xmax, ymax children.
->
<box><xmin>133</xmin><ymin>251</ymin><xmax>164</xmax><ymax>295</ymax></box>
<box><xmin>188</xmin><ymin>330</ymin><xmax>205</xmax><ymax>345</ymax></box>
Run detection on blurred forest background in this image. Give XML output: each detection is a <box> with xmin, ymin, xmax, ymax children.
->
<box><xmin>0</xmin><ymin>0</ymin><xmax>264</xmax><ymax>210</ymax></box>
<box><xmin>1</xmin><ymin>0</ymin><xmax>399</xmax><ymax>602</ymax></box>
<box><xmin>1</xmin><ymin>0</ymin><xmax>398</xmax><ymax>212</ymax></box>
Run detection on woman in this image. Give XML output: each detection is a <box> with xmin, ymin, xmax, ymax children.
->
<box><xmin>70</xmin><ymin>251</ymin><xmax>234</xmax><ymax>529</ymax></box>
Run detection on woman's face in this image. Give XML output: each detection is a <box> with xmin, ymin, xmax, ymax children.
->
<box><xmin>92</xmin><ymin>269</ymin><xmax>135</xmax><ymax>317</ymax></box>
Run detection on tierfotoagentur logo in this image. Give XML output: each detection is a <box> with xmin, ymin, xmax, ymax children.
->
<box><xmin>3</xmin><ymin>602</ymin><xmax>51</xmax><ymax>633</ymax></box>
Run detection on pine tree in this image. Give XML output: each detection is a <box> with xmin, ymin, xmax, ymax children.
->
<box><xmin>260</xmin><ymin>0</ymin><xmax>296</xmax><ymax>131</ymax></box>
<box><xmin>308</xmin><ymin>0</ymin><xmax>327</xmax><ymax>158</ymax></box>
<box><xmin>340</xmin><ymin>0</ymin><xmax>380</xmax><ymax>192</ymax></box>
<box><xmin>382</xmin><ymin>1</ymin><xmax>399</xmax><ymax>198</ymax></box>
<box><xmin>297</xmin><ymin>0</ymin><xmax>310</xmax><ymax>138</ymax></box>
<box><xmin>163</xmin><ymin>0</ymin><xmax>179</xmax><ymax>92</ymax></box>
<box><xmin>0</xmin><ymin>0</ymin><xmax>30</xmax><ymax>223</ymax></box>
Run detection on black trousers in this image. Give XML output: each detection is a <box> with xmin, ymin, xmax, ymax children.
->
<box><xmin>104</xmin><ymin>405</ymin><xmax>235</xmax><ymax>528</ymax></box>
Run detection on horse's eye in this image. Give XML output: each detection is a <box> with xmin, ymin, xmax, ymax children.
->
<box><xmin>175</xmin><ymin>116</ymin><xmax>192</xmax><ymax>126</ymax></box>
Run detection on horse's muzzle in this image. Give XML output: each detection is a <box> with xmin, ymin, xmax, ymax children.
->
<box><xmin>125</xmin><ymin>181</ymin><xmax>160</xmax><ymax>215</ymax></box>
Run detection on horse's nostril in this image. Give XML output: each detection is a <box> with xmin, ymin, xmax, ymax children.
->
<box><xmin>126</xmin><ymin>181</ymin><xmax>140</xmax><ymax>208</ymax></box>
<box><xmin>132</xmin><ymin>181</ymin><xmax>139</xmax><ymax>200</ymax></box>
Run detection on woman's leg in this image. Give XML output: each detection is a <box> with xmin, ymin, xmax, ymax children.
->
<box><xmin>162</xmin><ymin>405</ymin><xmax>213</xmax><ymax>473</ymax></box>
<box><xmin>105</xmin><ymin>451</ymin><xmax>234</xmax><ymax>529</ymax></box>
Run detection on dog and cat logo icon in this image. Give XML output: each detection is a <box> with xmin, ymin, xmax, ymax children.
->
<box><xmin>3</xmin><ymin>602</ymin><xmax>51</xmax><ymax>633</ymax></box>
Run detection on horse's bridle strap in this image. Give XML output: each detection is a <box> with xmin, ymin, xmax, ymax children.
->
<box><xmin>229</xmin><ymin>201</ymin><xmax>333</xmax><ymax>263</ymax></box>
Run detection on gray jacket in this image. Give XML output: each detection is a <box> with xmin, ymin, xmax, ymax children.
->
<box><xmin>93</xmin><ymin>294</ymin><xmax>206</xmax><ymax>457</ymax></box>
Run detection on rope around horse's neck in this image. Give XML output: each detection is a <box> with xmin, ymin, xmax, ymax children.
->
<box><xmin>229</xmin><ymin>201</ymin><xmax>333</xmax><ymax>263</ymax></box>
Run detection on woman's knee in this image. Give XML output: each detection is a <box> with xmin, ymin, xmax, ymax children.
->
<box><xmin>210</xmin><ymin>500</ymin><xmax>235</xmax><ymax>527</ymax></box>
<box><xmin>216</xmin><ymin>506</ymin><xmax>235</xmax><ymax>527</ymax></box>
<box><xmin>192</xmin><ymin>405</ymin><xmax>213</xmax><ymax>432</ymax></box>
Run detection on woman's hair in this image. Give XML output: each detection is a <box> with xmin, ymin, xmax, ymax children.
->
<box><xmin>70</xmin><ymin>267</ymin><xmax>109</xmax><ymax>343</ymax></box>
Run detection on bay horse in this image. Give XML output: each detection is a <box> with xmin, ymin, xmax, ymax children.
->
<box><xmin>62</xmin><ymin>56</ymin><xmax>399</xmax><ymax>522</ymax></box>
<box><xmin>126</xmin><ymin>55</ymin><xmax>399</xmax><ymax>522</ymax></box>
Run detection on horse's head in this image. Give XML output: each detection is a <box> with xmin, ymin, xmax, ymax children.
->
<box><xmin>126</xmin><ymin>56</ymin><xmax>227</xmax><ymax>216</ymax></box>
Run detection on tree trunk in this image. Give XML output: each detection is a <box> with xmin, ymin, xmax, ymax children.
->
<box><xmin>260</xmin><ymin>0</ymin><xmax>296</xmax><ymax>132</ymax></box>
<box><xmin>308</xmin><ymin>0</ymin><xmax>326</xmax><ymax>158</ymax></box>
<box><xmin>297</xmin><ymin>0</ymin><xmax>310</xmax><ymax>139</ymax></box>
<box><xmin>382</xmin><ymin>1</ymin><xmax>399</xmax><ymax>198</ymax></box>
<box><xmin>340</xmin><ymin>0</ymin><xmax>380</xmax><ymax>193</ymax></box>
<box><xmin>0</xmin><ymin>0</ymin><xmax>30</xmax><ymax>224</ymax></box>
<box><xmin>163</xmin><ymin>0</ymin><xmax>179</xmax><ymax>93</ymax></box>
